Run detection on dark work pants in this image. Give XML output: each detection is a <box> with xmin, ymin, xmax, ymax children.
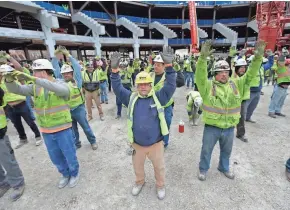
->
<box><xmin>236</xmin><ymin>100</ymin><xmax>247</xmax><ymax>137</ymax></box>
<box><xmin>5</xmin><ymin>101</ymin><xmax>41</xmax><ymax>141</ymax></box>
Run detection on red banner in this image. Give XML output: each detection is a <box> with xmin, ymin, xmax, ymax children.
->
<box><xmin>188</xmin><ymin>1</ymin><xmax>198</xmax><ymax>52</ymax></box>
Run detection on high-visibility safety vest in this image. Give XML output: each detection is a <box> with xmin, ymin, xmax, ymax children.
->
<box><xmin>0</xmin><ymin>106</ymin><xmax>7</xmax><ymax>129</ymax></box>
<box><xmin>97</xmin><ymin>67</ymin><xmax>108</xmax><ymax>81</ymax></box>
<box><xmin>120</xmin><ymin>69</ymin><xmax>132</xmax><ymax>84</ymax></box>
<box><xmin>127</xmin><ymin>91</ymin><xmax>169</xmax><ymax>144</ymax></box>
<box><xmin>184</xmin><ymin>61</ymin><xmax>193</xmax><ymax>72</ymax></box>
<box><xmin>150</xmin><ymin>72</ymin><xmax>174</xmax><ymax>108</ymax></box>
<box><xmin>33</xmin><ymin>85</ymin><xmax>72</xmax><ymax>133</ymax></box>
<box><xmin>250</xmin><ymin>66</ymin><xmax>264</xmax><ymax>88</ymax></box>
<box><xmin>202</xmin><ymin>80</ymin><xmax>241</xmax><ymax>129</ymax></box>
<box><xmin>276</xmin><ymin>64</ymin><xmax>290</xmax><ymax>85</ymax></box>
<box><xmin>67</xmin><ymin>82</ymin><xmax>84</xmax><ymax>109</ymax></box>
<box><xmin>1</xmin><ymin>82</ymin><xmax>26</xmax><ymax>103</ymax></box>
<box><xmin>186</xmin><ymin>91</ymin><xmax>201</xmax><ymax>113</ymax></box>
<box><xmin>82</xmin><ymin>70</ymin><xmax>98</xmax><ymax>83</ymax></box>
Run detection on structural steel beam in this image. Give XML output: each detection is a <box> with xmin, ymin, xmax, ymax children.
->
<box><xmin>97</xmin><ymin>1</ymin><xmax>115</xmax><ymax>21</ymax></box>
<box><xmin>78</xmin><ymin>2</ymin><xmax>90</xmax><ymax>13</ymax></box>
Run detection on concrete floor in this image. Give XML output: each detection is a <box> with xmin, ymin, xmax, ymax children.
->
<box><xmin>0</xmin><ymin>85</ymin><xmax>289</xmax><ymax>210</ymax></box>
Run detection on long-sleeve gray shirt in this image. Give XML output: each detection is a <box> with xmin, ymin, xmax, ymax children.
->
<box><xmin>5</xmin><ymin>78</ymin><xmax>70</xmax><ymax>100</ymax></box>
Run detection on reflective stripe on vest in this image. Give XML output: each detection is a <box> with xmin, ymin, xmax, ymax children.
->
<box><xmin>150</xmin><ymin>72</ymin><xmax>174</xmax><ymax>107</ymax></box>
<box><xmin>67</xmin><ymin>82</ymin><xmax>84</xmax><ymax>109</ymax></box>
<box><xmin>82</xmin><ymin>70</ymin><xmax>98</xmax><ymax>83</ymax></box>
<box><xmin>34</xmin><ymin>104</ymin><xmax>70</xmax><ymax>115</ymax></box>
<box><xmin>127</xmin><ymin>92</ymin><xmax>169</xmax><ymax>144</ymax></box>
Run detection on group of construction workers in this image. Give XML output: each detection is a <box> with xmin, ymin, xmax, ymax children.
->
<box><xmin>0</xmin><ymin>39</ymin><xmax>289</xmax><ymax>202</ymax></box>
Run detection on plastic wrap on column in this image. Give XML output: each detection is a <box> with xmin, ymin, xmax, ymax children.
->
<box><xmin>133</xmin><ymin>43</ymin><xmax>140</xmax><ymax>59</ymax></box>
<box><xmin>44</xmin><ymin>39</ymin><xmax>55</xmax><ymax>58</ymax></box>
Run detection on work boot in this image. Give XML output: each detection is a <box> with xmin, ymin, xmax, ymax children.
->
<box><xmin>286</xmin><ymin>169</ymin><xmax>290</xmax><ymax>182</ymax></box>
<box><xmin>115</xmin><ymin>115</ymin><xmax>121</xmax><ymax>119</ymax></box>
<box><xmin>220</xmin><ymin>170</ymin><xmax>235</xmax><ymax>180</ymax></box>
<box><xmin>275</xmin><ymin>112</ymin><xmax>286</xmax><ymax>117</ymax></box>
<box><xmin>69</xmin><ymin>174</ymin><xmax>79</xmax><ymax>188</ymax></box>
<box><xmin>100</xmin><ymin>116</ymin><xmax>105</xmax><ymax>121</ymax></box>
<box><xmin>245</xmin><ymin>119</ymin><xmax>256</xmax><ymax>123</ymax></box>
<box><xmin>15</xmin><ymin>139</ymin><xmax>28</xmax><ymax>149</ymax></box>
<box><xmin>268</xmin><ymin>113</ymin><xmax>276</xmax><ymax>118</ymax></box>
<box><xmin>237</xmin><ymin>135</ymin><xmax>248</xmax><ymax>143</ymax></box>
<box><xmin>58</xmin><ymin>176</ymin><xmax>70</xmax><ymax>189</ymax></box>
<box><xmin>198</xmin><ymin>171</ymin><xmax>207</xmax><ymax>181</ymax></box>
<box><xmin>35</xmin><ymin>136</ymin><xmax>43</xmax><ymax>146</ymax></box>
<box><xmin>260</xmin><ymin>91</ymin><xmax>264</xmax><ymax>95</ymax></box>
<box><xmin>75</xmin><ymin>144</ymin><xmax>82</xmax><ymax>149</ymax></box>
<box><xmin>11</xmin><ymin>184</ymin><xmax>25</xmax><ymax>202</ymax></box>
<box><xmin>0</xmin><ymin>183</ymin><xmax>10</xmax><ymax>198</ymax></box>
<box><xmin>105</xmin><ymin>101</ymin><xmax>108</xmax><ymax>104</ymax></box>
<box><xmin>157</xmin><ymin>187</ymin><xmax>166</xmax><ymax>200</ymax></box>
<box><xmin>91</xmin><ymin>143</ymin><xmax>98</xmax><ymax>150</ymax></box>
<box><xmin>131</xmin><ymin>183</ymin><xmax>144</xmax><ymax>196</ymax></box>
<box><xmin>87</xmin><ymin>116</ymin><xmax>93</xmax><ymax>122</ymax></box>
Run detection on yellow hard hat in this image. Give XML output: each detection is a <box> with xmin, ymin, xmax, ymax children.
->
<box><xmin>135</xmin><ymin>71</ymin><xmax>153</xmax><ymax>84</ymax></box>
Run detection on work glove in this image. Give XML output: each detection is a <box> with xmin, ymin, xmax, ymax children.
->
<box><xmin>160</xmin><ymin>46</ymin><xmax>174</xmax><ymax>65</ymax></box>
<box><xmin>200</xmin><ymin>41</ymin><xmax>215</xmax><ymax>59</ymax></box>
<box><xmin>254</xmin><ymin>40</ymin><xmax>267</xmax><ymax>58</ymax></box>
<box><xmin>59</xmin><ymin>46</ymin><xmax>70</xmax><ymax>57</ymax></box>
<box><xmin>3</xmin><ymin>71</ymin><xmax>17</xmax><ymax>82</ymax></box>
<box><xmin>229</xmin><ymin>46</ymin><xmax>237</xmax><ymax>57</ymax></box>
<box><xmin>266</xmin><ymin>49</ymin><xmax>274</xmax><ymax>57</ymax></box>
<box><xmin>110</xmin><ymin>52</ymin><xmax>121</xmax><ymax>69</ymax></box>
<box><xmin>13</xmin><ymin>71</ymin><xmax>36</xmax><ymax>82</ymax></box>
<box><xmin>0</xmin><ymin>51</ymin><xmax>10</xmax><ymax>60</ymax></box>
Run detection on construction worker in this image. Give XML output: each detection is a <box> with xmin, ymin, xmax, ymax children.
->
<box><xmin>0</xmin><ymin>52</ymin><xmax>42</xmax><ymax>149</ymax></box>
<box><xmin>0</xmin><ymin>74</ymin><xmax>25</xmax><ymax>202</ymax></box>
<box><xmin>97</xmin><ymin>59</ymin><xmax>108</xmax><ymax>104</ymax></box>
<box><xmin>132</xmin><ymin>58</ymin><xmax>140</xmax><ymax>86</ymax></box>
<box><xmin>186</xmin><ymin>90</ymin><xmax>203</xmax><ymax>126</ymax></box>
<box><xmin>183</xmin><ymin>57</ymin><xmax>195</xmax><ymax>89</ymax></box>
<box><xmin>234</xmin><ymin>58</ymin><xmax>250</xmax><ymax>142</ymax></box>
<box><xmin>52</xmin><ymin>46</ymin><xmax>98</xmax><ymax>150</ymax></box>
<box><xmin>245</xmin><ymin>51</ymin><xmax>274</xmax><ymax>123</ymax></box>
<box><xmin>196</xmin><ymin>40</ymin><xmax>265</xmax><ymax>181</ymax></box>
<box><xmin>270</xmin><ymin>55</ymin><xmax>279</xmax><ymax>86</ymax></box>
<box><xmin>82</xmin><ymin>62</ymin><xmax>104</xmax><ymax>121</ymax></box>
<box><xmin>115</xmin><ymin>61</ymin><xmax>133</xmax><ymax>119</ymax></box>
<box><xmin>110</xmin><ymin>46</ymin><xmax>176</xmax><ymax>200</ymax></box>
<box><xmin>268</xmin><ymin>56</ymin><xmax>290</xmax><ymax>118</ymax></box>
<box><xmin>4</xmin><ymin>59</ymin><xmax>80</xmax><ymax>189</ymax></box>
<box><xmin>151</xmin><ymin>54</ymin><xmax>175</xmax><ymax>148</ymax></box>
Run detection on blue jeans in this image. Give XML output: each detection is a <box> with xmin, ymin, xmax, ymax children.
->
<box><xmin>245</xmin><ymin>91</ymin><xmax>261</xmax><ymax>121</ymax></box>
<box><xmin>26</xmin><ymin>96</ymin><xmax>35</xmax><ymax>121</ymax></box>
<box><xmin>163</xmin><ymin>105</ymin><xmax>173</xmax><ymax>147</ymax></box>
<box><xmin>286</xmin><ymin>158</ymin><xmax>290</xmax><ymax>172</ymax></box>
<box><xmin>116</xmin><ymin>84</ymin><xmax>131</xmax><ymax>116</ymax></box>
<box><xmin>185</xmin><ymin>72</ymin><xmax>194</xmax><ymax>88</ymax></box>
<box><xmin>199</xmin><ymin>125</ymin><xmax>234</xmax><ymax>173</ymax></box>
<box><xmin>100</xmin><ymin>81</ymin><xmax>108</xmax><ymax>103</ymax></box>
<box><xmin>268</xmin><ymin>85</ymin><xmax>288</xmax><ymax>114</ymax></box>
<box><xmin>42</xmin><ymin>128</ymin><xmax>79</xmax><ymax>177</ymax></box>
<box><xmin>71</xmin><ymin>104</ymin><xmax>96</xmax><ymax>146</ymax></box>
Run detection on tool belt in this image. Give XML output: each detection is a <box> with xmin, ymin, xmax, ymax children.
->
<box><xmin>83</xmin><ymin>82</ymin><xmax>99</xmax><ymax>92</ymax></box>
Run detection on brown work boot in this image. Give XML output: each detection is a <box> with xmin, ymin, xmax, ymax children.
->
<box><xmin>87</xmin><ymin>116</ymin><xmax>93</xmax><ymax>122</ymax></box>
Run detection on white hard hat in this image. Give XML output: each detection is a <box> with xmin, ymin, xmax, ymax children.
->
<box><xmin>235</xmin><ymin>59</ymin><xmax>247</xmax><ymax>67</ymax></box>
<box><xmin>185</xmin><ymin>59</ymin><xmax>190</xmax><ymax>64</ymax></box>
<box><xmin>194</xmin><ymin>96</ymin><xmax>203</xmax><ymax>107</ymax></box>
<box><xmin>0</xmin><ymin>64</ymin><xmax>14</xmax><ymax>73</ymax></box>
<box><xmin>60</xmin><ymin>64</ymin><xmax>73</xmax><ymax>74</ymax></box>
<box><xmin>153</xmin><ymin>55</ymin><xmax>164</xmax><ymax>63</ymax></box>
<box><xmin>213</xmin><ymin>60</ymin><xmax>230</xmax><ymax>72</ymax></box>
<box><xmin>32</xmin><ymin>59</ymin><xmax>54</xmax><ymax>71</ymax></box>
<box><xmin>206</xmin><ymin>57</ymin><xmax>210</xmax><ymax>61</ymax></box>
<box><xmin>262</xmin><ymin>57</ymin><xmax>268</xmax><ymax>63</ymax></box>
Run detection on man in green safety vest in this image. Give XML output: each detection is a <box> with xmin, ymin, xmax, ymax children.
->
<box><xmin>52</xmin><ymin>46</ymin><xmax>98</xmax><ymax>150</ymax></box>
<box><xmin>196</xmin><ymin>40</ymin><xmax>265</xmax><ymax>181</ymax></box>
<box><xmin>110</xmin><ymin>46</ymin><xmax>176</xmax><ymax>200</ymax></box>
<box><xmin>82</xmin><ymin>62</ymin><xmax>104</xmax><ymax>121</ymax></box>
<box><xmin>4</xmin><ymin>59</ymin><xmax>80</xmax><ymax>189</ymax></box>
<box><xmin>0</xmin><ymin>80</ymin><xmax>25</xmax><ymax>202</ymax></box>
<box><xmin>150</xmin><ymin>54</ymin><xmax>175</xmax><ymax>148</ymax></box>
